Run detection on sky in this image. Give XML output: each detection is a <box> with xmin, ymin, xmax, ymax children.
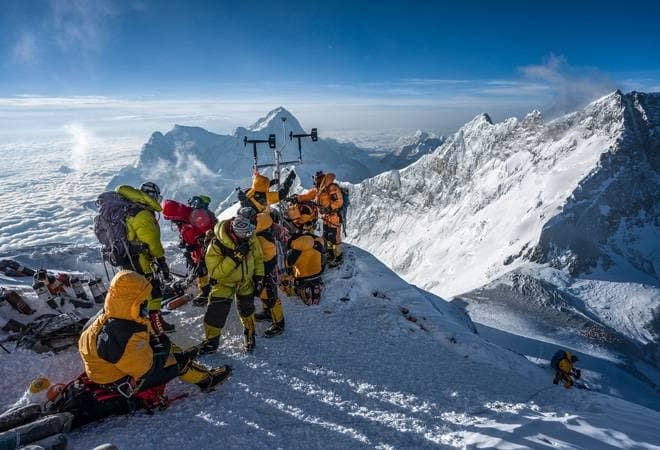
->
<box><xmin>1</xmin><ymin>0</ymin><xmax>660</xmax><ymax>143</ymax></box>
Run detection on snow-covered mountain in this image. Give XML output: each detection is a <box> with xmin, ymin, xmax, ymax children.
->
<box><xmin>380</xmin><ymin>130</ymin><xmax>446</xmax><ymax>169</ymax></box>
<box><xmin>347</xmin><ymin>91</ymin><xmax>660</xmax><ymax>405</ymax></box>
<box><xmin>349</xmin><ymin>91</ymin><xmax>658</xmax><ymax>296</ymax></box>
<box><xmin>108</xmin><ymin>107</ymin><xmax>391</xmax><ymax>207</ymax></box>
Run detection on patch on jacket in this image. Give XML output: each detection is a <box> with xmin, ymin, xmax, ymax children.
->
<box><xmin>97</xmin><ymin>318</ymin><xmax>147</xmax><ymax>364</ymax></box>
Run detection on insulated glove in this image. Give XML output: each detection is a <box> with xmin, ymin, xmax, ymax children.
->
<box><xmin>253</xmin><ymin>275</ymin><xmax>264</xmax><ymax>295</ymax></box>
<box><xmin>237</xmin><ymin>189</ymin><xmax>248</xmax><ymax>205</ymax></box>
<box><xmin>235</xmin><ymin>240</ymin><xmax>250</xmax><ymax>257</ymax></box>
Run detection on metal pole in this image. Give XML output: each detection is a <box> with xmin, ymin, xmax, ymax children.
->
<box><xmin>275</xmin><ymin>117</ymin><xmax>286</xmax><ymax>189</ymax></box>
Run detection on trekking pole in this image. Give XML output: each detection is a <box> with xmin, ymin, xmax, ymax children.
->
<box><xmin>0</xmin><ymin>341</ymin><xmax>10</xmax><ymax>354</ymax></box>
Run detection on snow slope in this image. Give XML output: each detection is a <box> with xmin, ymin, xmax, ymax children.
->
<box><xmin>2</xmin><ymin>246</ymin><xmax>660</xmax><ymax>449</ymax></box>
<box><xmin>452</xmin><ymin>265</ymin><xmax>660</xmax><ymax>411</ymax></box>
<box><xmin>347</xmin><ymin>90</ymin><xmax>660</xmax><ymax>411</ymax></box>
<box><xmin>108</xmin><ymin>107</ymin><xmax>391</xmax><ymax>209</ymax></box>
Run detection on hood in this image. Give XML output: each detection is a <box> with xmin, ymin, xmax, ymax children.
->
<box><xmin>104</xmin><ymin>270</ymin><xmax>152</xmax><ymax>322</ymax></box>
<box><xmin>215</xmin><ymin>220</ymin><xmax>237</xmax><ymax>249</ymax></box>
<box><xmin>116</xmin><ymin>185</ymin><xmax>162</xmax><ymax>212</ymax></box>
<box><xmin>318</xmin><ymin>173</ymin><xmax>336</xmax><ymax>191</ymax></box>
<box><xmin>251</xmin><ymin>174</ymin><xmax>271</xmax><ymax>193</ymax></box>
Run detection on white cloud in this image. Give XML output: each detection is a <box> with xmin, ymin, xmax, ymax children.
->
<box><xmin>50</xmin><ymin>0</ymin><xmax>119</xmax><ymax>52</ymax></box>
<box><xmin>12</xmin><ymin>32</ymin><xmax>38</xmax><ymax>65</ymax></box>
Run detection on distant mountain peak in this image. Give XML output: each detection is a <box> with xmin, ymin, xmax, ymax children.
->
<box><xmin>247</xmin><ymin>106</ymin><xmax>305</xmax><ymax>134</ymax></box>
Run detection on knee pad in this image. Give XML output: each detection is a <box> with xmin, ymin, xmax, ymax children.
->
<box><xmin>205</xmin><ymin>298</ymin><xmax>232</xmax><ymax>330</ymax></box>
<box><xmin>236</xmin><ymin>294</ymin><xmax>255</xmax><ymax>318</ymax></box>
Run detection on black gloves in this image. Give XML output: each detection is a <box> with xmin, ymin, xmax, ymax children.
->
<box><xmin>237</xmin><ymin>189</ymin><xmax>249</xmax><ymax>206</ymax></box>
<box><xmin>235</xmin><ymin>240</ymin><xmax>250</xmax><ymax>257</ymax></box>
<box><xmin>573</xmin><ymin>369</ymin><xmax>581</xmax><ymax>379</ymax></box>
<box><xmin>253</xmin><ymin>275</ymin><xmax>264</xmax><ymax>294</ymax></box>
<box><xmin>228</xmin><ymin>240</ymin><xmax>250</xmax><ymax>265</ymax></box>
<box><xmin>156</xmin><ymin>257</ymin><xmax>171</xmax><ymax>281</ymax></box>
<box><xmin>279</xmin><ymin>170</ymin><xmax>296</xmax><ymax>198</ymax></box>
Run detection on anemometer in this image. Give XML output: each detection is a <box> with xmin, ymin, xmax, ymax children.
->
<box><xmin>243</xmin><ymin>116</ymin><xmax>318</xmax><ymax>188</ymax></box>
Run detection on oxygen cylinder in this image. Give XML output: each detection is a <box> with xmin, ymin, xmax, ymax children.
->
<box><xmin>46</xmin><ymin>275</ymin><xmax>65</xmax><ymax>296</ymax></box>
<box><xmin>70</xmin><ymin>277</ymin><xmax>88</xmax><ymax>300</ymax></box>
<box><xmin>88</xmin><ymin>279</ymin><xmax>106</xmax><ymax>304</ymax></box>
<box><xmin>33</xmin><ymin>281</ymin><xmax>59</xmax><ymax>310</ymax></box>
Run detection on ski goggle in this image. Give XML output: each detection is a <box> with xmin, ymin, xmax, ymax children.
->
<box><xmin>139</xmin><ymin>302</ymin><xmax>148</xmax><ymax>318</ymax></box>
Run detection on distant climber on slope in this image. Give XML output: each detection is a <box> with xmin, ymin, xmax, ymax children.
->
<box><xmin>95</xmin><ymin>182</ymin><xmax>174</xmax><ymax>335</ymax></box>
<box><xmin>291</xmin><ymin>171</ymin><xmax>344</xmax><ymax>267</ymax></box>
<box><xmin>162</xmin><ymin>195</ymin><xmax>218</xmax><ymax>305</ymax></box>
<box><xmin>551</xmin><ymin>350</ymin><xmax>582</xmax><ymax>388</ymax></box>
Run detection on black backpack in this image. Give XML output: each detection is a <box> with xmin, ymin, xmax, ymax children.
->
<box><xmin>94</xmin><ymin>192</ymin><xmax>145</xmax><ymax>267</ymax></box>
<box><xmin>550</xmin><ymin>350</ymin><xmax>566</xmax><ymax>370</ymax></box>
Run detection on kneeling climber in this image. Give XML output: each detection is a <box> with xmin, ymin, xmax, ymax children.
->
<box><xmin>75</xmin><ymin>270</ymin><xmax>230</xmax><ymax>426</ymax></box>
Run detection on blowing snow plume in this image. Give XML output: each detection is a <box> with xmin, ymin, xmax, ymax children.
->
<box><xmin>521</xmin><ymin>53</ymin><xmax>618</xmax><ymax>116</ymax></box>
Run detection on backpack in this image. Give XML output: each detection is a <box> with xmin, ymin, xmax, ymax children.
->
<box><xmin>94</xmin><ymin>192</ymin><xmax>145</xmax><ymax>268</ymax></box>
<box><xmin>338</xmin><ymin>185</ymin><xmax>350</xmax><ymax>236</ymax></box>
<box><xmin>550</xmin><ymin>350</ymin><xmax>566</xmax><ymax>370</ymax></box>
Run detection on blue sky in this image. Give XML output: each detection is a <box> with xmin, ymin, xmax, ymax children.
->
<box><xmin>1</xmin><ymin>0</ymin><xmax>660</xmax><ymax>139</ymax></box>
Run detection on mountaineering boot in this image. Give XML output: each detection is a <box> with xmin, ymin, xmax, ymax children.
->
<box><xmin>197</xmin><ymin>365</ymin><xmax>232</xmax><ymax>392</ymax></box>
<box><xmin>191</xmin><ymin>336</ymin><xmax>220</xmax><ymax>356</ymax></box>
<box><xmin>264</xmin><ymin>319</ymin><xmax>285</xmax><ymax>338</ymax></box>
<box><xmin>263</xmin><ymin>300</ymin><xmax>285</xmax><ymax>338</ymax></box>
<box><xmin>149</xmin><ymin>311</ymin><xmax>176</xmax><ymax>335</ymax></box>
<box><xmin>179</xmin><ymin>360</ymin><xmax>232</xmax><ymax>392</ymax></box>
<box><xmin>192</xmin><ymin>284</ymin><xmax>211</xmax><ymax>307</ymax></box>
